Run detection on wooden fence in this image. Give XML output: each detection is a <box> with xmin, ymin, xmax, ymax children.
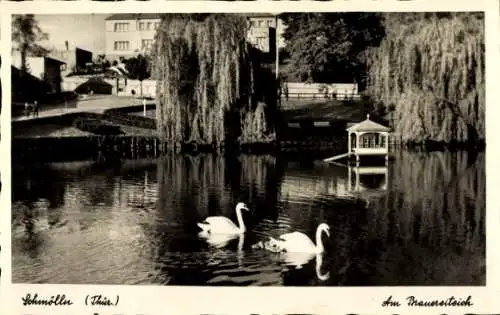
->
<box><xmin>282</xmin><ymin>82</ymin><xmax>360</xmax><ymax>100</ymax></box>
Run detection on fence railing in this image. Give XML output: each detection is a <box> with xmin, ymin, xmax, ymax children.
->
<box><xmin>281</xmin><ymin>91</ymin><xmax>361</xmax><ymax>101</ymax></box>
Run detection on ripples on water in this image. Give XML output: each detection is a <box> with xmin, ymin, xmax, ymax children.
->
<box><xmin>12</xmin><ymin>150</ymin><xmax>485</xmax><ymax>286</ymax></box>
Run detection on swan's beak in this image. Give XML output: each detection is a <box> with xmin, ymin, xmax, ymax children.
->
<box><xmin>326</xmin><ymin>229</ymin><xmax>331</xmax><ymax>237</ymax></box>
<box><xmin>244</xmin><ymin>206</ymin><xmax>250</xmax><ymax>212</ymax></box>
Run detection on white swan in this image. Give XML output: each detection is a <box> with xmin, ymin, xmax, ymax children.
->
<box><xmin>197</xmin><ymin>202</ymin><xmax>250</xmax><ymax>234</ymax></box>
<box><xmin>315</xmin><ymin>253</ymin><xmax>330</xmax><ymax>281</ymax></box>
<box><xmin>267</xmin><ymin>223</ymin><xmax>330</xmax><ymax>254</ymax></box>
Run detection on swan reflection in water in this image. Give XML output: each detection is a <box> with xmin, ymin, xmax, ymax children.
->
<box><xmin>198</xmin><ymin>230</ymin><xmax>245</xmax><ymax>267</ymax></box>
<box><xmin>278</xmin><ymin>251</ymin><xmax>330</xmax><ymax>281</ymax></box>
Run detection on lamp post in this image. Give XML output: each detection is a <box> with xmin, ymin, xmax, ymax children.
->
<box><xmin>275</xmin><ymin>14</ymin><xmax>279</xmax><ymax>80</ymax></box>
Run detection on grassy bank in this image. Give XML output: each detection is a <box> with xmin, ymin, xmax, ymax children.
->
<box><xmin>281</xmin><ymin>98</ymin><xmax>371</xmax><ymax>121</ymax></box>
<box><xmin>13</xmin><ymin>109</ymin><xmax>157</xmax><ymax>139</ymax></box>
<box><xmin>14</xmin><ymin>123</ymin><xmax>157</xmax><ymax>138</ymax></box>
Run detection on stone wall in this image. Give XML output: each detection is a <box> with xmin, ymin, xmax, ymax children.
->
<box><xmin>62</xmin><ymin>76</ymin><xmax>359</xmax><ymax>100</ymax></box>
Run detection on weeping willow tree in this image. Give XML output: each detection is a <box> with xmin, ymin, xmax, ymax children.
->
<box><xmin>367</xmin><ymin>13</ymin><xmax>484</xmax><ymax>144</ymax></box>
<box><xmin>152</xmin><ymin>14</ymin><xmax>277</xmax><ymax>149</ymax></box>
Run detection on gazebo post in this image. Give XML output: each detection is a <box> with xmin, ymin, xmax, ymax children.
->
<box><xmin>355</xmin><ymin>132</ymin><xmax>360</xmax><ymax>165</ymax></box>
<box><xmin>348</xmin><ymin>131</ymin><xmax>352</xmax><ymax>154</ymax></box>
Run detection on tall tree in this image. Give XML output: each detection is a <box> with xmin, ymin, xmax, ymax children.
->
<box><xmin>12</xmin><ymin>15</ymin><xmax>49</xmax><ymax>74</ymax></box>
<box><xmin>125</xmin><ymin>54</ymin><xmax>151</xmax><ymax>96</ymax></box>
<box><xmin>279</xmin><ymin>13</ymin><xmax>384</xmax><ymax>85</ymax></box>
<box><xmin>152</xmin><ymin>14</ymin><xmax>277</xmax><ymax>149</ymax></box>
<box><xmin>367</xmin><ymin>12</ymin><xmax>484</xmax><ymax>144</ymax></box>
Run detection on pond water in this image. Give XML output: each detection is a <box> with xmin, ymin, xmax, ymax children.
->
<box><xmin>12</xmin><ymin>150</ymin><xmax>485</xmax><ymax>286</ymax></box>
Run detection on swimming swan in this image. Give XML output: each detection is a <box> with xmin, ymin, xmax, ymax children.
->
<box><xmin>267</xmin><ymin>223</ymin><xmax>330</xmax><ymax>254</ymax></box>
<box><xmin>197</xmin><ymin>202</ymin><xmax>250</xmax><ymax>234</ymax></box>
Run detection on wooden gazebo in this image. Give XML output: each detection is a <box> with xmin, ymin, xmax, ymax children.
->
<box><xmin>346</xmin><ymin>114</ymin><xmax>391</xmax><ymax>162</ymax></box>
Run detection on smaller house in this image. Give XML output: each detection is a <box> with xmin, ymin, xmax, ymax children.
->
<box><xmin>12</xmin><ymin>52</ymin><xmax>66</xmax><ymax>94</ymax></box>
<box><xmin>346</xmin><ymin>114</ymin><xmax>391</xmax><ymax>161</ymax></box>
<box><xmin>43</xmin><ymin>57</ymin><xmax>66</xmax><ymax>93</ymax></box>
<box><xmin>50</xmin><ymin>46</ymin><xmax>93</xmax><ymax>75</ymax></box>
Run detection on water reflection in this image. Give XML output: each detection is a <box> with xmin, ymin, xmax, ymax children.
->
<box><xmin>12</xmin><ymin>150</ymin><xmax>485</xmax><ymax>285</ymax></box>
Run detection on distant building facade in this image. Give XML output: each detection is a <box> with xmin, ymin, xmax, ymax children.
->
<box><xmin>105</xmin><ymin>13</ymin><xmax>161</xmax><ymax>60</ymax></box>
<box><xmin>246</xmin><ymin>14</ymin><xmax>286</xmax><ymax>53</ymax></box>
<box><xmin>104</xmin><ymin>13</ymin><xmax>286</xmax><ymax>60</ymax></box>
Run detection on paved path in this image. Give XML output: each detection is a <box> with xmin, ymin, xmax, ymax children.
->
<box><xmin>12</xmin><ymin>95</ymin><xmax>154</xmax><ymax>122</ymax></box>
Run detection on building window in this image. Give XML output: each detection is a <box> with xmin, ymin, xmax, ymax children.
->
<box><xmin>114</xmin><ymin>41</ymin><xmax>130</xmax><ymax>51</ymax></box>
<box><xmin>114</xmin><ymin>22</ymin><xmax>129</xmax><ymax>32</ymax></box>
<box><xmin>154</xmin><ymin>22</ymin><xmax>160</xmax><ymax>30</ymax></box>
<box><xmin>141</xmin><ymin>39</ymin><xmax>154</xmax><ymax>50</ymax></box>
<box><xmin>258</xmin><ymin>20</ymin><xmax>263</xmax><ymax>27</ymax></box>
<box><xmin>146</xmin><ymin>22</ymin><xmax>152</xmax><ymax>30</ymax></box>
<box><xmin>256</xmin><ymin>37</ymin><xmax>267</xmax><ymax>49</ymax></box>
<box><xmin>250</xmin><ymin>20</ymin><xmax>256</xmax><ymax>27</ymax></box>
<box><xmin>139</xmin><ymin>22</ymin><xmax>146</xmax><ymax>31</ymax></box>
<box><xmin>267</xmin><ymin>20</ymin><xmax>273</xmax><ymax>27</ymax></box>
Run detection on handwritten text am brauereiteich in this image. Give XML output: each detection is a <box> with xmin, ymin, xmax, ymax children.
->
<box><xmin>381</xmin><ymin>295</ymin><xmax>473</xmax><ymax>307</ymax></box>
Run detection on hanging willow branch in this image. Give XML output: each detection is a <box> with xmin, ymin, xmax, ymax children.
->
<box><xmin>151</xmin><ymin>14</ymin><xmax>277</xmax><ymax>149</ymax></box>
<box><xmin>367</xmin><ymin>13</ymin><xmax>484</xmax><ymax>144</ymax></box>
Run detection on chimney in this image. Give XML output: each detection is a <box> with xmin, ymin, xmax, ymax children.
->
<box><xmin>65</xmin><ymin>41</ymin><xmax>69</xmax><ymax>51</ymax></box>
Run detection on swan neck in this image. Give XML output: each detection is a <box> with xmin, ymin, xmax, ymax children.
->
<box><xmin>315</xmin><ymin>227</ymin><xmax>325</xmax><ymax>253</ymax></box>
<box><xmin>236</xmin><ymin>207</ymin><xmax>245</xmax><ymax>232</ymax></box>
<box><xmin>316</xmin><ymin>253</ymin><xmax>330</xmax><ymax>281</ymax></box>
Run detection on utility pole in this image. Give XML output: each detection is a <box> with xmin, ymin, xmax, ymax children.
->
<box><xmin>274</xmin><ymin>14</ymin><xmax>281</xmax><ymax>109</ymax></box>
<box><xmin>275</xmin><ymin>14</ymin><xmax>279</xmax><ymax>80</ymax></box>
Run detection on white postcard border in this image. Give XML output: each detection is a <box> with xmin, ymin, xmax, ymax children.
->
<box><xmin>0</xmin><ymin>0</ymin><xmax>498</xmax><ymax>314</ymax></box>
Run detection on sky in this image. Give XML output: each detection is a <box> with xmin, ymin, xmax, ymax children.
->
<box><xmin>31</xmin><ymin>13</ymin><xmax>287</xmax><ymax>56</ymax></box>
<box><xmin>35</xmin><ymin>14</ymin><xmax>109</xmax><ymax>55</ymax></box>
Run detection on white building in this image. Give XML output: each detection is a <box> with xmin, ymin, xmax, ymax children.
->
<box><xmin>104</xmin><ymin>13</ymin><xmax>286</xmax><ymax>60</ymax></box>
<box><xmin>105</xmin><ymin>14</ymin><xmax>161</xmax><ymax>60</ymax></box>
<box><xmin>246</xmin><ymin>13</ymin><xmax>286</xmax><ymax>53</ymax></box>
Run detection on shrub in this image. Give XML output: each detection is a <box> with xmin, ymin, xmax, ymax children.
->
<box><xmin>73</xmin><ymin>117</ymin><xmax>124</xmax><ymax>135</ymax></box>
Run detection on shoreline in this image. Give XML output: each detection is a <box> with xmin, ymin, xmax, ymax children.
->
<box><xmin>12</xmin><ymin>104</ymin><xmax>485</xmax><ymax>164</ymax></box>
<box><xmin>13</xmin><ymin>132</ymin><xmax>485</xmax><ymax>164</ymax></box>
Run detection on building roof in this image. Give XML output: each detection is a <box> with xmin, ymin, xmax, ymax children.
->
<box><xmin>105</xmin><ymin>14</ymin><xmax>162</xmax><ymax>21</ymax></box>
<box><xmin>105</xmin><ymin>13</ymin><xmax>279</xmax><ymax>23</ymax></box>
<box><xmin>244</xmin><ymin>13</ymin><xmax>278</xmax><ymax>18</ymax></box>
<box><xmin>46</xmin><ymin>56</ymin><xmax>66</xmax><ymax>64</ymax></box>
<box><xmin>346</xmin><ymin>114</ymin><xmax>390</xmax><ymax>132</ymax></box>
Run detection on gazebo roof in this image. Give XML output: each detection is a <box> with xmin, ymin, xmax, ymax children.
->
<box><xmin>346</xmin><ymin>114</ymin><xmax>390</xmax><ymax>133</ymax></box>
